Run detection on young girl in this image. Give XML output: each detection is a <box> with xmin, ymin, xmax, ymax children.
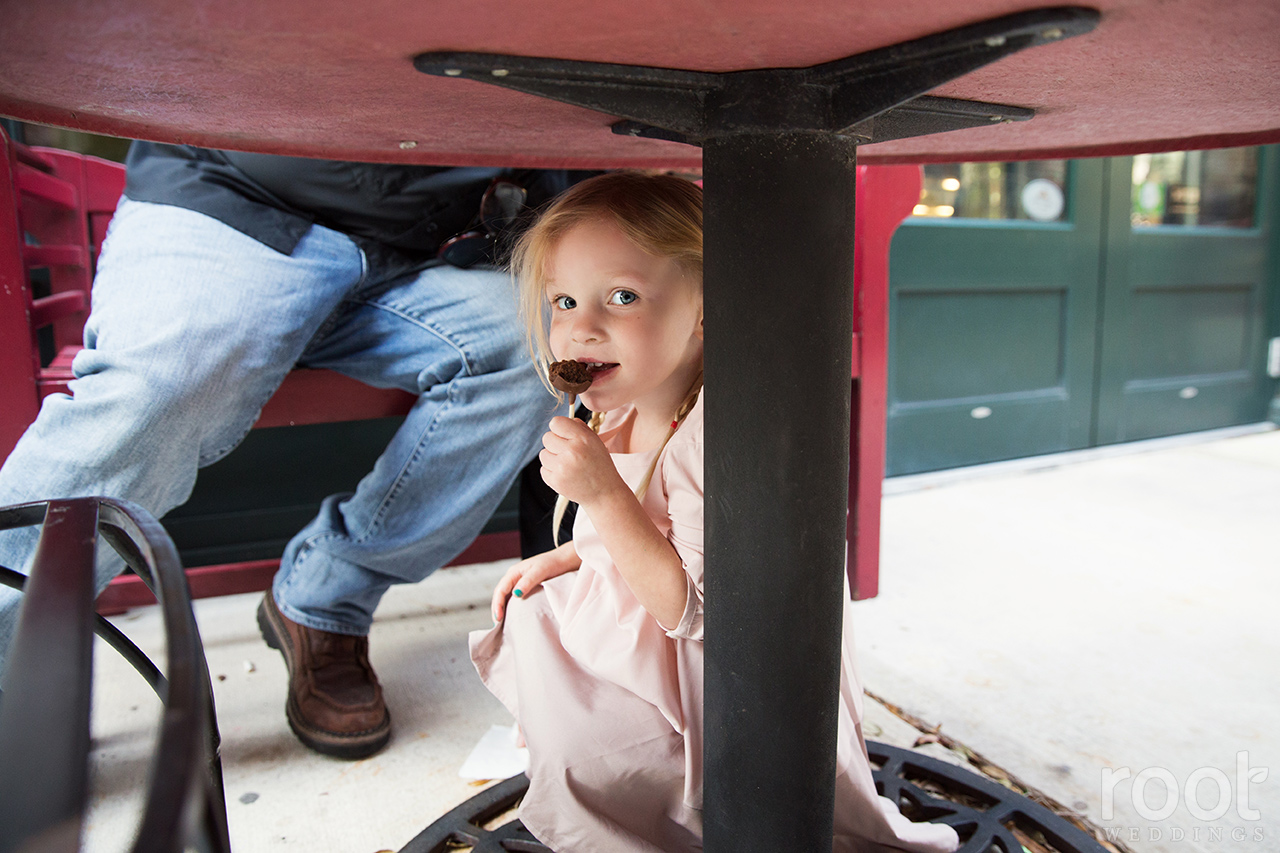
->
<box><xmin>469</xmin><ymin>172</ymin><xmax>960</xmax><ymax>853</ymax></box>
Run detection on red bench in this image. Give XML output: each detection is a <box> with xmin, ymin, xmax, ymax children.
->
<box><xmin>1</xmin><ymin>126</ymin><xmax>919</xmax><ymax>608</ymax></box>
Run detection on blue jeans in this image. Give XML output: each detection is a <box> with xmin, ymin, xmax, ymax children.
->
<box><xmin>0</xmin><ymin>198</ymin><xmax>554</xmax><ymax>671</ymax></box>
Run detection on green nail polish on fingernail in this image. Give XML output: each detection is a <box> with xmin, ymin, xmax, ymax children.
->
<box><xmin>513</xmin><ymin>589</ymin><xmax>523</xmax><ymax>598</ymax></box>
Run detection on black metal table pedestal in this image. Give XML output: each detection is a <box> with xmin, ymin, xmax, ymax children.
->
<box><xmin>703</xmin><ymin>130</ymin><xmax>857</xmax><ymax>845</ymax></box>
<box><xmin>413</xmin><ymin>10</ymin><xmax>1102</xmax><ymax>850</ymax></box>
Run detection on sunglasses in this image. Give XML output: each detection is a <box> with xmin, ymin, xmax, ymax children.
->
<box><xmin>437</xmin><ymin>179</ymin><xmax>528</xmax><ymax>268</ymax></box>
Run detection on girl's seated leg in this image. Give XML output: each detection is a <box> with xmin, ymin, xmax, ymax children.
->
<box><xmin>495</xmin><ymin>584</ymin><xmax>701</xmax><ymax>853</ymax></box>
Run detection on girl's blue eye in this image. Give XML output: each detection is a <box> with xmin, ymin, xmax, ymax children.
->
<box><xmin>554</xmin><ymin>295</ymin><xmax>576</xmax><ymax>310</ymax></box>
<box><xmin>609</xmin><ymin>290</ymin><xmax>638</xmax><ymax>306</ymax></box>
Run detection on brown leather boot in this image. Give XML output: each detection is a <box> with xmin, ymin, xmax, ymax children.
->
<box><xmin>257</xmin><ymin>593</ymin><xmax>391</xmax><ymax>759</ymax></box>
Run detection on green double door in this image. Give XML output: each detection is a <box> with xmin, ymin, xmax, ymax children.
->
<box><xmin>886</xmin><ymin>147</ymin><xmax>1278</xmax><ymax>476</ymax></box>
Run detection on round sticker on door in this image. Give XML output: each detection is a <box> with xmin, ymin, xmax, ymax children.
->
<box><xmin>1020</xmin><ymin>178</ymin><xmax>1065</xmax><ymax>222</ymax></box>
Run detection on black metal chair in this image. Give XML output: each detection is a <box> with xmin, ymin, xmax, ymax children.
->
<box><xmin>0</xmin><ymin>498</ymin><xmax>230</xmax><ymax>853</ymax></box>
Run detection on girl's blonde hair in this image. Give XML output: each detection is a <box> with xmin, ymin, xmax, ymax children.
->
<box><xmin>510</xmin><ymin>171</ymin><xmax>704</xmax><ymax>543</ymax></box>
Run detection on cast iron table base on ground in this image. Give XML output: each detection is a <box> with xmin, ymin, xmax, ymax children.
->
<box><xmin>398</xmin><ymin>742</ymin><xmax>1108</xmax><ymax>853</ymax></box>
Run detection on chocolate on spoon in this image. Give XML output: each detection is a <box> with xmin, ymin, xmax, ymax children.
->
<box><xmin>548</xmin><ymin>359</ymin><xmax>593</xmax><ymax>394</ymax></box>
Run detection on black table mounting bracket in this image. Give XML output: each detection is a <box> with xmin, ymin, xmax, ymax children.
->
<box><xmin>415</xmin><ymin>7</ymin><xmax>1098</xmax><ymax>146</ymax></box>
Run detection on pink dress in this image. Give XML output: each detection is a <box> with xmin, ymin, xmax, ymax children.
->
<box><xmin>470</xmin><ymin>396</ymin><xmax>959</xmax><ymax>853</ymax></box>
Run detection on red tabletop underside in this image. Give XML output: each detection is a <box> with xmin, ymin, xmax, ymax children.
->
<box><xmin>1</xmin><ymin>0</ymin><xmax>1277</xmax><ymax>167</ymax></box>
